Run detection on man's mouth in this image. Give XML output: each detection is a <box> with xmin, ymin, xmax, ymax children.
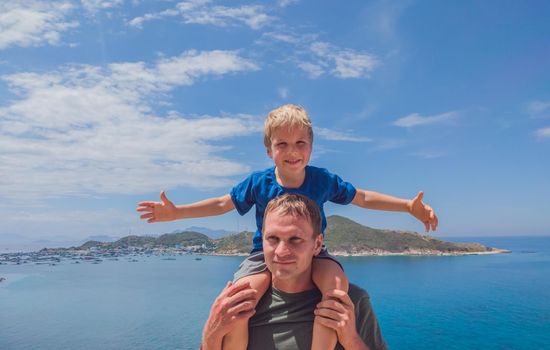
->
<box><xmin>273</xmin><ymin>260</ymin><xmax>295</xmax><ymax>265</ymax></box>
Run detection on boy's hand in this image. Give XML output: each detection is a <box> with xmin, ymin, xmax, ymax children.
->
<box><xmin>407</xmin><ymin>191</ymin><xmax>438</xmax><ymax>233</ymax></box>
<box><xmin>137</xmin><ymin>191</ymin><xmax>177</xmax><ymax>223</ymax></box>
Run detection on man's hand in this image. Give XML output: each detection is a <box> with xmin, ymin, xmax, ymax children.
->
<box><xmin>314</xmin><ymin>289</ymin><xmax>368</xmax><ymax>350</ymax></box>
<box><xmin>137</xmin><ymin>191</ymin><xmax>177</xmax><ymax>223</ymax></box>
<box><xmin>407</xmin><ymin>191</ymin><xmax>438</xmax><ymax>233</ymax></box>
<box><xmin>202</xmin><ymin>281</ymin><xmax>257</xmax><ymax>350</ymax></box>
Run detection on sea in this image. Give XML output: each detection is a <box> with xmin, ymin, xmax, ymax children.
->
<box><xmin>1</xmin><ymin>236</ymin><xmax>549</xmax><ymax>350</ymax></box>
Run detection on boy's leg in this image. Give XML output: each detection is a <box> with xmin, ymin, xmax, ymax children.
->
<box><xmin>222</xmin><ymin>270</ymin><xmax>271</xmax><ymax>350</ymax></box>
<box><xmin>311</xmin><ymin>258</ymin><xmax>349</xmax><ymax>350</ymax></box>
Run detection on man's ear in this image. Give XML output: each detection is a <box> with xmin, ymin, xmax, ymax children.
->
<box><xmin>266</xmin><ymin>147</ymin><xmax>272</xmax><ymax>159</ymax></box>
<box><xmin>313</xmin><ymin>234</ymin><xmax>323</xmax><ymax>256</ymax></box>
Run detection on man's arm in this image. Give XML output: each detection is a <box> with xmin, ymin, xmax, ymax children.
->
<box><xmin>351</xmin><ymin>189</ymin><xmax>438</xmax><ymax>232</ymax></box>
<box><xmin>201</xmin><ymin>281</ymin><xmax>257</xmax><ymax>350</ymax></box>
<box><xmin>137</xmin><ymin>191</ymin><xmax>235</xmax><ymax>223</ymax></box>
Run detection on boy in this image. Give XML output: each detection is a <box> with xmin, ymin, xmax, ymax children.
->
<box><xmin>137</xmin><ymin>104</ymin><xmax>438</xmax><ymax>350</ymax></box>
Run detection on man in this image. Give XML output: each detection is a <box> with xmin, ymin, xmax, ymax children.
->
<box><xmin>201</xmin><ymin>194</ymin><xmax>387</xmax><ymax>350</ymax></box>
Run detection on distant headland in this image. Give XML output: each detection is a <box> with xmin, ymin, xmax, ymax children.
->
<box><xmin>35</xmin><ymin>215</ymin><xmax>509</xmax><ymax>257</ymax></box>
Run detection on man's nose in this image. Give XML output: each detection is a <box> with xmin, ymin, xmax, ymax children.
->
<box><xmin>275</xmin><ymin>241</ymin><xmax>291</xmax><ymax>256</ymax></box>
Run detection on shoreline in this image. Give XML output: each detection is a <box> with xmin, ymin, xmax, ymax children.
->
<box><xmin>208</xmin><ymin>248</ymin><xmax>512</xmax><ymax>257</ymax></box>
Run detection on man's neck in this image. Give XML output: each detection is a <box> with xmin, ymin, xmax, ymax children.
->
<box><xmin>271</xmin><ymin>272</ymin><xmax>316</xmax><ymax>293</ymax></box>
<box><xmin>274</xmin><ymin>167</ymin><xmax>306</xmax><ymax>188</ymax></box>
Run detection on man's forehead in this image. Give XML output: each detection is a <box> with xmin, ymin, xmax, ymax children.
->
<box><xmin>264</xmin><ymin>210</ymin><xmax>314</xmax><ymax>235</ymax></box>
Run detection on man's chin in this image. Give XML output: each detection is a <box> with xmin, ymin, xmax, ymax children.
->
<box><xmin>272</xmin><ymin>268</ymin><xmax>294</xmax><ymax>280</ymax></box>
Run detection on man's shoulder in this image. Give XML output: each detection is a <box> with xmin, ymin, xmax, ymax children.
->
<box><xmin>348</xmin><ymin>283</ymin><xmax>370</xmax><ymax>304</ymax></box>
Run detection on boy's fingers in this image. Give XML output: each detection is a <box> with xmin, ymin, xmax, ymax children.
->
<box><xmin>136</xmin><ymin>206</ymin><xmax>153</xmax><ymax>212</ymax></box>
<box><xmin>137</xmin><ymin>201</ymin><xmax>156</xmax><ymax>207</ymax></box>
<box><xmin>415</xmin><ymin>191</ymin><xmax>424</xmax><ymax>203</ymax></box>
<box><xmin>160</xmin><ymin>191</ymin><xmax>171</xmax><ymax>205</ymax></box>
<box><xmin>140</xmin><ymin>213</ymin><xmax>154</xmax><ymax>219</ymax></box>
<box><xmin>432</xmin><ymin>214</ymin><xmax>439</xmax><ymax>231</ymax></box>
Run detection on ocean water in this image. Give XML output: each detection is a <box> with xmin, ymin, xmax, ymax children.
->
<box><xmin>1</xmin><ymin>236</ymin><xmax>549</xmax><ymax>350</ymax></box>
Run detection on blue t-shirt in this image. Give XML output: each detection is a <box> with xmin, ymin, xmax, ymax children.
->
<box><xmin>230</xmin><ymin>166</ymin><xmax>357</xmax><ymax>252</ymax></box>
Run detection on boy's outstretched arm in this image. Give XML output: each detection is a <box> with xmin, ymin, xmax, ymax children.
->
<box><xmin>351</xmin><ymin>189</ymin><xmax>438</xmax><ymax>232</ymax></box>
<box><xmin>137</xmin><ymin>191</ymin><xmax>235</xmax><ymax>223</ymax></box>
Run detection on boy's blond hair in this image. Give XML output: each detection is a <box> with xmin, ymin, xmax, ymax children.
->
<box><xmin>263</xmin><ymin>104</ymin><xmax>314</xmax><ymax>149</ymax></box>
<box><xmin>263</xmin><ymin>193</ymin><xmax>322</xmax><ymax>237</ymax></box>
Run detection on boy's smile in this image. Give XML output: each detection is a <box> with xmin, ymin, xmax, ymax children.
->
<box><xmin>268</xmin><ymin>126</ymin><xmax>312</xmax><ymax>180</ymax></box>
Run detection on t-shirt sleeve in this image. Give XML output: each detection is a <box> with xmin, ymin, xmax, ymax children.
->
<box><xmin>230</xmin><ymin>174</ymin><xmax>256</xmax><ymax>216</ymax></box>
<box><xmin>355</xmin><ymin>294</ymin><xmax>388</xmax><ymax>350</ymax></box>
<box><xmin>326</xmin><ymin>170</ymin><xmax>357</xmax><ymax>205</ymax></box>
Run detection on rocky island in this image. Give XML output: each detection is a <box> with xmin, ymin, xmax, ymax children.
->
<box><xmin>213</xmin><ymin>215</ymin><xmax>509</xmax><ymax>256</ymax></box>
<box><xmin>0</xmin><ymin>216</ymin><xmax>509</xmax><ymax>266</ymax></box>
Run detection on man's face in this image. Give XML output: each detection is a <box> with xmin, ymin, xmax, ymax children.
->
<box><xmin>263</xmin><ymin>209</ymin><xmax>322</xmax><ymax>291</ymax></box>
<box><xmin>267</xmin><ymin>126</ymin><xmax>312</xmax><ymax>176</ymax></box>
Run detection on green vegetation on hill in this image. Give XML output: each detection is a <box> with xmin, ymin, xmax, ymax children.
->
<box><xmin>323</xmin><ymin>215</ymin><xmax>492</xmax><ymax>253</ymax></box>
<box><xmin>79</xmin><ymin>231</ymin><xmax>214</xmax><ymax>250</ymax></box>
<box><xmin>75</xmin><ymin>215</ymin><xmax>501</xmax><ymax>255</ymax></box>
<box><xmin>213</xmin><ymin>231</ymin><xmax>254</xmax><ymax>254</ymax></box>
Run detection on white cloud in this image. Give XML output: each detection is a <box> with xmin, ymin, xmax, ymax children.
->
<box><xmin>535</xmin><ymin>127</ymin><xmax>550</xmax><ymax>138</ymax></box>
<box><xmin>315</xmin><ymin>127</ymin><xmax>372</xmax><ymax>142</ymax></box>
<box><xmin>81</xmin><ymin>0</ymin><xmax>124</xmax><ymax>13</ymax></box>
<box><xmin>393</xmin><ymin>111</ymin><xmax>458</xmax><ymax>128</ymax></box>
<box><xmin>297</xmin><ymin>62</ymin><xmax>324</xmax><ymax>79</ymax></box>
<box><xmin>331</xmin><ymin>49</ymin><xmax>378</xmax><ymax>78</ymax></box>
<box><xmin>263</xmin><ymin>33</ymin><xmax>379</xmax><ymax>79</ymax></box>
<box><xmin>0</xmin><ymin>1</ymin><xmax>78</xmax><ymax>50</ymax></box>
<box><xmin>309</xmin><ymin>41</ymin><xmax>378</xmax><ymax>79</ymax></box>
<box><xmin>129</xmin><ymin>0</ymin><xmax>274</xmax><ymax>30</ymax></box>
<box><xmin>0</xmin><ymin>50</ymin><xmax>261</xmax><ymax>201</ymax></box>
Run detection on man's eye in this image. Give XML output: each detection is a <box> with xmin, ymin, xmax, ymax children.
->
<box><xmin>267</xmin><ymin>236</ymin><xmax>278</xmax><ymax>242</ymax></box>
<box><xmin>277</xmin><ymin>143</ymin><xmax>287</xmax><ymax>147</ymax></box>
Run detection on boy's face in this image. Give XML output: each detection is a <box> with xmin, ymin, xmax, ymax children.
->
<box><xmin>267</xmin><ymin>126</ymin><xmax>312</xmax><ymax>175</ymax></box>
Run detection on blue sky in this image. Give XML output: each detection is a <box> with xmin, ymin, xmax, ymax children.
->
<box><xmin>1</xmin><ymin>0</ymin><xmax>549</xmax><ymax>246</ymax></box>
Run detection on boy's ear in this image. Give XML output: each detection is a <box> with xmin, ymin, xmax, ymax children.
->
<box><xmin>266</xmin><ymin>147</ymin><xmax>273</xmax><ymax>158</ymax></box>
